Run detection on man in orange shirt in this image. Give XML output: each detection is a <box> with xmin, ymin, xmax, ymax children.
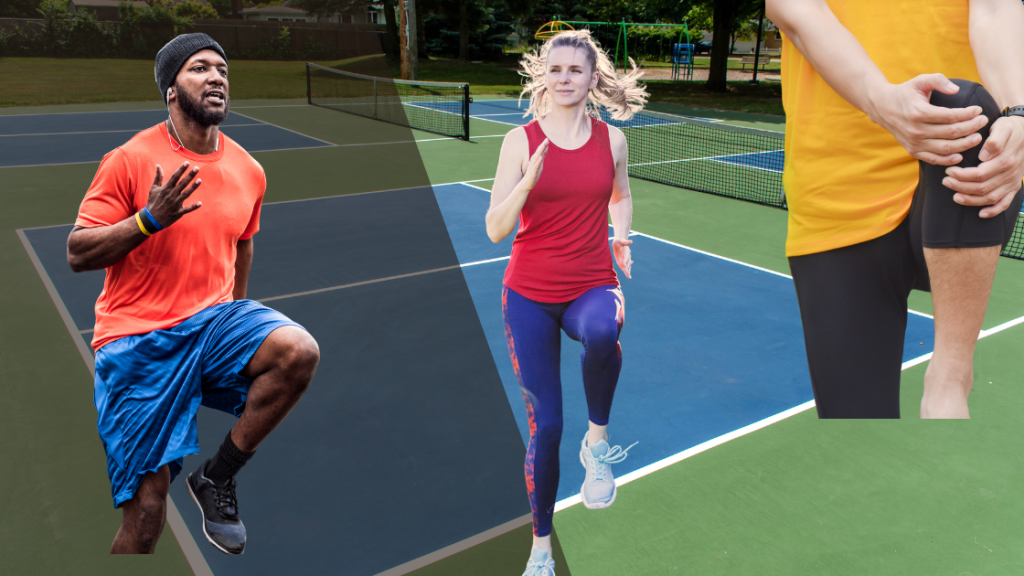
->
<box><xmin>68</xmin><ymin>34</ymin><xmax>320</xmax><ymax>553</ymax></box>
<box><xmin>769</xmin><ymin>0</ymin><xmax>1024</xmax><ymax>418</ymax></box>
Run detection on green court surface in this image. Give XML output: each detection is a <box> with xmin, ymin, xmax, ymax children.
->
<box><xmin>2</xmin><ymin>91</ymin><xmax>1024</xmax><ymax>576</ymax></box>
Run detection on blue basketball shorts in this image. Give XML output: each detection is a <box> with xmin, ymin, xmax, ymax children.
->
<box><xmin>93</xmin><ymin>299</ymin><xmax>303</xmax><ymax>507</ymax></box>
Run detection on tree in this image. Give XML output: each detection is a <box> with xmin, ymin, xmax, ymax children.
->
<box><xmin>704</xmin><ymin>0</ymin><xmax>760</xmax><ymax>92</ymax></box>
<box><xmin>423</xmin><ymin>0</ymin><xmax>516</xmax><ymax>61</ymax></box>
<box><xmin>0</xmin><ymin>0</ymin><xmax>41</xmax><ymax>18</ymax></box>
<box><xmin>174</xmin><ymin>0</ymin><xmax>219</xmax><ymax>20</ymax></box>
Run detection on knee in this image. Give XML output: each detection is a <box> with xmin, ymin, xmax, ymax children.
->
<box><xmin>278</xmin><ymin>332</ymin><xmax>320</xmax><ymax>388</ymax></box>
<box><xmin>533</xmin><ymin>419</ymin><xmax>563</xmax><ymax>450</ymax></box>
<box><xmin>125</xmin><ymin>494</ymin><xmax>166</xmax><ymax>544</ymax></box>
<box><xmin>930</xmin><ymin>78</ymin><xmax>999</xmax><ymax>117</ymax></box>
<box><xmin>583</xmin><ymin>322</ymin><xmax>620</xmax><ymax>358</ymax></box>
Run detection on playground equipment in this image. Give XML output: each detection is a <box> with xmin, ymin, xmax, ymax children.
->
<box><xmin>534</xmin><ymin>20</ymin><xmax>576</xmax><ymax>40</ymax></box>
<box><xmin>672</xmin><ymin>43</ymin><xmax>694</xmax><ymax>81</ymax></box>
<box><xmin>554</xmin><ymin>19</ymin><xmax>691</xmax><ymax>74</ymax></box>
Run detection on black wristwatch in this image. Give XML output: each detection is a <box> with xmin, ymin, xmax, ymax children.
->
<box><xmin>1001</xmin><ymin>106</ymin><xmax>1024</xmax><ymax>119</ymax></box>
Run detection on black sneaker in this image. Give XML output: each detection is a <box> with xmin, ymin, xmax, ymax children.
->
<box><xmin>185</xmin><ymin>463</ymin><xmax>246</xmax><ymax>554</ymax></box>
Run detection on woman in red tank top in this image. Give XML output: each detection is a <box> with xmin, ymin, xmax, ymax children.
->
<box><xmin>484</xmin><ymin>29</ymin><xmax>648</xmax><ymax>576</ymax></box>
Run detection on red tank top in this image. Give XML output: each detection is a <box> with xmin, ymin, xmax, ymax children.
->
<box><xmin>503</xmin><ymin>116</ymin><xmax>618</xmax><ymax>303</ymax></box>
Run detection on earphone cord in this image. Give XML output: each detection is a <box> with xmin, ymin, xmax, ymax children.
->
<box><xmin>165</xmin><ymin>88</ymin><xmax>219</xmax><ymax>154</ymax></box>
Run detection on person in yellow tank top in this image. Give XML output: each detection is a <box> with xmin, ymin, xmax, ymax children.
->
<box><xmin>769</xmin><ymin>0</ymin><xmax>1024</xmax><ymax>418</ymax></box>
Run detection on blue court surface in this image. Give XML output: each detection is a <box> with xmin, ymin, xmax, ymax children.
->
<box><xmin>431</xmin><ymin>182</ymin><xmax>936</xmax><ymax>503</ymax></box>
<box><xmin>714</xmin><ymin>149</ymin><xmax>784</xmax><ymax>172</ymax></box>
<box><xmin>21</xmin><ymin>182</ymin><xmax>936</xmax><ymax>574</ymax></box>
<box><xmin>0</xmin><ymin>110</ymin><xmax>332</xmax><ymax>167</ymax></box>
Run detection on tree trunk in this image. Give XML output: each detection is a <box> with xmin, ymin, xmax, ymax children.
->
<box><xmin>458</xmin><ymin>0</ymin><xmax>469</xmax><ymax>61</ymax></box>
<box><xmin>382</xmin><ymin>0</ymin><xmax>400</xmax><ymax>58</ymax></box>
<box><xmin>417</xmin><ymin>0</ymin><xmax>427</xmax><ymax>60</ymax></box>
<box><xmin>706</xmin><ymin>0</ymin><xmax>738</xmax><ymax>92</ymax></box>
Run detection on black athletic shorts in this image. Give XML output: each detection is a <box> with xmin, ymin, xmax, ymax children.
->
<box><xmin>788</xmin><ymin>79</ymin><xmax>1023</xmax><ymax>419</ymax></box>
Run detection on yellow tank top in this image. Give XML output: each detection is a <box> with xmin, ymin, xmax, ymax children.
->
<box><xmin>782</xmin><ymin>0</ymin><xmax>979</xmax><ymax>257</ymax></box>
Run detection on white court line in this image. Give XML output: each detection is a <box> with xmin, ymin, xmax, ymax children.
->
<box><xmin>453</xmin><ymin>178</ymin><xmax>997</xmax><ymax>513</ymax></box>
<box><xmin>461</xmin><ymin>256</ymin><xmax>510</xmax><ymax>267</ymax></box>
<box><xmin>231</xmin><ymin>111</ymin><xmax>337</xmax><ymax>147</ymax></box>
<box><xmin>554</xmin><ymin>306</ymin><xmax>1023</xmax><ymax>515</ymax></box>
<box><xmin>232</xmin><ymin>104</ymin><xmax>310</xmax><ymax>109</ymax></box>
<box><xmin>0</xmin><ymin>124</ymin><xmax>266</xmax><ymax>138</ymax></box>
<box><xmin>553</xmin><ymin>400</ymin><xmax>818</xmax><ymax>512</ymax></box>
<box><xmin>472</xmin><ymin>116</ymin><xmax>522</xmax><ymax>127</ymax></box>
<box><xmin>15</xmin><ymin>229</ymin><xmax>213</xmax><ymax>576</ymax></box>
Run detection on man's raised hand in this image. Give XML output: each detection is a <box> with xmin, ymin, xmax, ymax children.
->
<box><xmin>147</xmin><ymin>161</ymin><xmax>203</xmax><ymax>228</ymax></box>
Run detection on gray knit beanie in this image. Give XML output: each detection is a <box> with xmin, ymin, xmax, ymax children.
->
<box><xmin>155</xmin><ymin>33</ymin><xmax>227</xmax><ymax>104</ymax></box>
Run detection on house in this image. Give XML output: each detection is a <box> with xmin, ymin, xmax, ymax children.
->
<box><xmin>67</xmin><ymin>0</ymin><xmax>149</xmax><ymax>21</ymax></box>
<box><xmin>241</xmin><ymin>0</ymin><xmax>380</xmax><ymax>24</ymax></box>
<box><xmin>240</xmin><ymin>5</ymin><xmax>313</xmax><ymax>23</ymax></box>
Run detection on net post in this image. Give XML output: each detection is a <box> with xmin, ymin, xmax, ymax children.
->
<box><xmin>374</xmin><ymin>78</ymin><xmax>378</xmax><ymax>119</ymax></box>
<box><xmin>305</xmin><ymin>62</ymin><xmax>311</xmax><ymax>105</ymax></box>
<box><xmin>463</xmin><ymin>83</ymin><xmax>470</xmax><ymax>141</ymax></box>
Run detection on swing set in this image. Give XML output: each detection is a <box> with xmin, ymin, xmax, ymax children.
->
<box><xmin>534</xmin><ymin>18</ymin><xmax>694</xmax><ymax>79</ymax></box>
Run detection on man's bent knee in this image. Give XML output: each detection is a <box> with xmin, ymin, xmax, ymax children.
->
<box><xmin>277</xmin><ymin>330</ymin><xmax>319</xmax><ymax>389</ymax></box>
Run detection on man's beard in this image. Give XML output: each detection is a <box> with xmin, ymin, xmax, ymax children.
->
<box><xmin>174</xmin><ymin>83</ymin><xmax>229</xmax><ymax>127</ymax></box>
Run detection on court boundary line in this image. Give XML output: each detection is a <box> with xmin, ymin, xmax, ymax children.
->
<box><xmin>372</xmin><ymin>514</ymin><xmax>532</xmax><ymax>576</ymax></box>
<box><xmin>15</xmin><ymin>229</ymin><xmax>214</xmax><ymax>576</ymax></box>
<box><xmin>0</xmin><ymin>124</ymin><xmax>266</xmax><ymax>138</ymax></box>
<box><xmin>231</xmin><ymin>111</ymin><xmax>337</xmax><ymax>147</ymax></box>
<box><xmin>257</xmin><ymin>264</ymin><xmax>461</xmax><ymax>302</ymax></box>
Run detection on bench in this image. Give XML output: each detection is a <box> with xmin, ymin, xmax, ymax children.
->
<box><xmin>740</xmin><ymin>55</ymin><xmax>772</xmax><ymax>72</ymax></box>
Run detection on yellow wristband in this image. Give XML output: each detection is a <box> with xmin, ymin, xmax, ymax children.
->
<box><xmin>135</xmin><ymin>211</ymin><xmax>152</xmax><ymax>236</ymax></box>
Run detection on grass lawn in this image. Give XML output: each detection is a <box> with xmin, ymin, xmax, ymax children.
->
<box><xmin>0</xmin><ymin>54</ymin><xmax>783</xmax><ymax>116</ymax></box>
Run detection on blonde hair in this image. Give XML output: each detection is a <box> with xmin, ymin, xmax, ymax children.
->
<box><xmin>519</xmin><ymin>29</ymin><xmax>648</xmax><ymax>121</ymax></box>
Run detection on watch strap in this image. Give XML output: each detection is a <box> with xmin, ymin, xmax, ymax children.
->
<box><xmin>1001</xmin><ymin>105</ymin><xmax>1024</xmax><ymax>118</ymax></box>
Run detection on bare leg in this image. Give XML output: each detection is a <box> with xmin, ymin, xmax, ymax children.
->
<box><xmin>920</xmin><ymin>245</ymin><xmax>999</xmax><ymax>419</ymax></box>
<box><xmin>587</xmin><ymin>422</ymin><xmax>607</xmax><ymax>445</ymax></box>
<box><xmin>233</xmin><ymin>326</ymin><xmax>320</xmax><ymax>451</ymax></box>
<box><xmin>111</xmin><ymin>466</ymin><xmax>170</xmax><ymax>554</ymax></box>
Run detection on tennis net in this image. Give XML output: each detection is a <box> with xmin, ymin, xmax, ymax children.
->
<box><xmin>611</xmin><ymin>108</ymin><xmax>1024</xmax><ymax>261</ymax></box>
<box><xmin>306</xmin><ymin>63</ymin><xmax>471</xmax><ymax>141</ymax></box>
<box><xmin>614</xmin><ymin>110</ymin><xmax>786</xmax><ymax>209</ymax></box>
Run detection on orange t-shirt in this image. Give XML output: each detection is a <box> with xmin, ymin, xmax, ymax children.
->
<box><xmin>782</xmin><ymin>0</ymin><xmax>979</xmax><ymax>257</ymax></box>
<box><xmin>75</xmin><ymin>123</ymin><xmax>266</xmax><ymax>350</ymax></box>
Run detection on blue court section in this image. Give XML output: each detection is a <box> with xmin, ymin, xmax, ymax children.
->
<box><xmin>418</xmin><ymin>98</ymin><xmax>721</xmax><ymax>128</ymax></box>
<box><xmin>714</xmin><ymin>149</ymin><xmax>784</xmax><ymax>173</ymax></box>
<box><xmin>22</xmin><ymin>188</ymin><xmax>531</xmax><ymax>576</ymax></box>
<box><xmin>0</xmin><ymin>110</ymin><xmax>331</xmax><ymax>167</ymax></box>
<box><xmin>431</xmin><ymin>182</ymin><xmax>936</xmax><ymax>502</ymax></box>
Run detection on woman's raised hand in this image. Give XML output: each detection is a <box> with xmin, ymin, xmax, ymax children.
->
<box><xmin>521</xmin><ymin>138</ymin><xmax>550</xmax><ymax>192</ymax></box>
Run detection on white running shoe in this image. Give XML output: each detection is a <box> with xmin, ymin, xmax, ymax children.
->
<box><xmin>580</xmin><ymin>433</ymin><xmax>637</xmax><ymax>509</ymax></box>
<box><xmin>522</xmin><ymin>547</ymin><xmax>556</xmax><ymax>576</ymax></box>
